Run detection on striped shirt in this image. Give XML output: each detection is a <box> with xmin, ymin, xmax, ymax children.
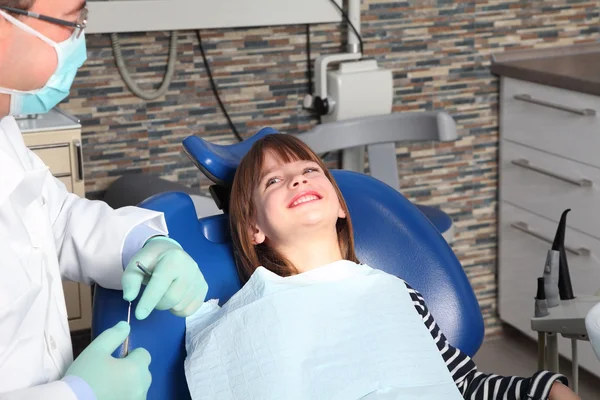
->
<box><xmin>406</xmin><ymin>283</ymin><xmax>568</xmax><ymax>400</ymax></box>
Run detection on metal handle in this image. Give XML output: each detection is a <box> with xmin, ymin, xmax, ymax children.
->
<box><xmin>511</xmin><ymin>221</ymin><xmax>591</xmax><ymax>256</ymax></box>
<box><xmin>74</xmin><ymin>140</ymin><xmax>84</xmax><ymax>182</ymax></box>
<box><xmin>514</xmin><ymin>94</ymin><xmax>596</xmax><ymax>116</ymax></box>
<box><xmin>28</xmin><ymin>142</ymin><xmax>69</xmax><ymax>151</ymax></box>
<box><xmin>511</xmin><ymin>159</ymin><xmax>593</xmax><ymax>187</ymax></box>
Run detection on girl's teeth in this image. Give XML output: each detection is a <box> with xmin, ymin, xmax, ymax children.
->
<box><xmin>293</xmin><ymin>195</ymin><xmax>318</xmax><ymax>206</ymax></box>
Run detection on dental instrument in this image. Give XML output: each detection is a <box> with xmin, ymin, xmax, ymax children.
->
<box><xmin>122</xmin><ymin>262</ymin><xmax>153</xmax><ymax>358</ymax></box>
<box><xmin>123</xmin><ymin>301</ymin><xmax>131</xmax><ymax>357</ymax></box>
<box><xmin>136</xmin><ymin>261</ymin><xmax>152</xmax><ymax>277</ymax></box>
<box><xmin>535</xmin><ymin>277</ymin><xmax>549</xmax><ymax>318</ymax></box>
<box><xmin>552</xmin><ymin>209</ymin><xmax>575</xmax><ymax>300</ymax></box>
<box><xmin>534</xmin><ymin>277</ymin><xmax>550</xmax><ymax>369</ymax></box>
<box><xmin>543</xmin><ymin>250</ymin><xmax>560</xmax><ymax>308</ymax></box>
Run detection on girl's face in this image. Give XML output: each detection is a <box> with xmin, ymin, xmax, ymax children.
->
<box><xmin>250</xmin><ymin>150</ymin><xmax>346</xmax><ymax>247</ymax></box>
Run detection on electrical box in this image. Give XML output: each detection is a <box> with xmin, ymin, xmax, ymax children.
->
<box><xmin>322</xmin><ymin>60</ymin><xmax>393</xmax><ymax>124</ymax></box>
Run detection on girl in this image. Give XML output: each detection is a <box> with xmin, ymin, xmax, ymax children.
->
<box><xmin>203</xmin><ymin>134</ymin><xmax>577</xmax><ymax>399</ymax></box>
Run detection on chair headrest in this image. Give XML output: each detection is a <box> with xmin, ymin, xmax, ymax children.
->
<box><xmin>182</xmin><ymin>127</ymin><xmax>279</xmax><ymax>187</ymax></box>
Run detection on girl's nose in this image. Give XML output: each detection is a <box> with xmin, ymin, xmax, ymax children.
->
<box><xmin>292</xmin><ymin>176</ymin><xmax>308</xmax><ymax>187</ymax></box>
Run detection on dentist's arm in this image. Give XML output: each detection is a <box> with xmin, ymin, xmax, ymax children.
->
<box><xmin>0</xmin><ymin>381</ymin><xmax>78</xmax><ymax>400</ymax></box>
<box><xmin>31</xmin><ymin>150</ymin><xmax>208</xmax><ymax>319</ymax></box>
<box><xmin>29</xmin><ymin>149</ymin><xmax>167</xmax><ymax>289</ymax></box>
<box><xmin>0</xmin><ymin>322</ymin><xmax>152</xmax><ymax>400</ymax></box>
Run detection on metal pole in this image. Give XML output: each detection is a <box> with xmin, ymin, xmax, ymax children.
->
<box><xmin>546</xmin><ymin>332</ymin><xmax>559</xmax><ymax>373</ymax></box>
<box><xmin>341</xmin><ymin>0</ymin><xmax>365</xmax><ymax>170</ymax></box>
<box><xmin>572</xmin><ymin>339</ymin><xmax>578</xmax><ymax>394</ymax></box>
<box><xmin>346</xmin><ymin>0</ymin><xmax>361</xmax><ymax>54</ymax></box>
<box><xmin>538</xmin><ymin>332</ymin><xmax>546</xmax><ymax>370</ymax></box>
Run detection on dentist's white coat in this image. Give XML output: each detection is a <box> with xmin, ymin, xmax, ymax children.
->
<box><xmin>0</xmin><ymin>116</ymin><xmax>168</xmax><ymax>399</ymax></box>
<box><xmin>587</xmin><ymin>302</ymin><xmax>600</xmax><ymax>361</ymax></box>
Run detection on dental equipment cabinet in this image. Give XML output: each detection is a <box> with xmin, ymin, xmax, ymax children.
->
<box><xmin>15</xmin><ymin>109</ymin><xmax>92</xmax><ymax>333</ymax></box>
<box><xmin>492</xmin><ymin>43</ymin><xmax>600</xmax><ymax>382</ymax></box>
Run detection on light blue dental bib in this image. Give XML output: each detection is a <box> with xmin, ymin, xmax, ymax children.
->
<box><xmin>185</xmin><ymin>260</ymin><xmax>463</xmax><ymax>400</ymax></box>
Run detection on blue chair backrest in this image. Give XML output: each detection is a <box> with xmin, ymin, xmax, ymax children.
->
<box><xmin>92</xmin><ymin>132</ymin><xmax>484</xmax><ymax>400</ymax></box>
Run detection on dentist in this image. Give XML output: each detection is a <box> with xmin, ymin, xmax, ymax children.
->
<box><xmin>0</xmin><ymin>1</ymin><xmax>208</xmax><ymax>399</ymax></box>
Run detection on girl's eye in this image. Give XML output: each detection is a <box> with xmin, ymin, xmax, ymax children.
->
<box><xmin>304</xmin><ymin>167</ymin><xmax>320</xmax><ymax>174</ymax></box>
<box><xmin>265</xmin><ymin>177</ymin><xmax>280</xmax><ymax>187</ymax></box>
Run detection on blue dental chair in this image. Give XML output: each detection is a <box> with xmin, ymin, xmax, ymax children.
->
<box><xmin>92</xmin><ymin>118</ymin><xmax>484</xmax><ymax>400</ymax></box>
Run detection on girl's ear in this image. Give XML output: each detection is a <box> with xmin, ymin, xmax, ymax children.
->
<box><xmin>337</xmin><ymin>199</ymin><xmax>347</xmax><ymax>219</ymax></box>
<box><xmin>249</xmin><ymin>223</ymin><xmax>266</xmax><ymax>245</ymax></box>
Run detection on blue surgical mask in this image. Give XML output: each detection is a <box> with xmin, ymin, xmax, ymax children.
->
<box><xmin>0</xmin><ymin>10</ymin><xmax>87</xmax><ymax>116</ymax></box>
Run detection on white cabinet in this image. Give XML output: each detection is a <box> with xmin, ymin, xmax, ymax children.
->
<box><xmin>500</xmin><ymin>78</ymin><xmax>600</xmax><ymax>168</ymax></box>
<box><xmin>19</xmin><ymin>110</ymin><xmax>92</xmax><ymax>332</ymax></box>
<box><xmin>498</xmin><ymin>77</ymin><xmax>600</xmax><ymax>378</ymax></box>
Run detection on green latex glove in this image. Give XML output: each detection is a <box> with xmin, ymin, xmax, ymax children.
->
<box><xmin>122</xmin><ymin>236</ymin><xmax>208</xmax><ymax>320</ymax></box>
<box><xmin>64</xmin><ymin>321</ymin><xmax>151</xmax><ymax>400</ymax></box>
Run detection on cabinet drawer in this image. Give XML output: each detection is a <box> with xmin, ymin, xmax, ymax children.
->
<box><xmin>31</xmin><ymin>144</ymin><xmax>71</xmax><ymax>176</ymax></box>
<box><xmin>498</xmin><ymin>202</ymin><xmax>600</xmax><ymax>377</ymax></box>
<box><xmin>500</xmin><ymin>140</ymin><xmax>600</xmax><ymax>239</ymax></box>
<box><xmin>500</xmin><ymin>78</ymin><xmax>600</xmax><ymax>169</ymax></box>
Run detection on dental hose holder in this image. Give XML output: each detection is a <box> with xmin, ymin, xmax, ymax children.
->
<box><xmin>535</xmin><ymin>277</ymin><xmax>549</xmax><ymax>318</ymax></box>
<box><xmin>552</xmin><ymin>209</ymin><xmax>575</xmax><ymax>300</ymax></box>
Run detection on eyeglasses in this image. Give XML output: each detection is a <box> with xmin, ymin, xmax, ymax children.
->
<box><xmin>0</xmin><ymin>5</ymin><xmax>88</xmax><ymax>39</ymax></box>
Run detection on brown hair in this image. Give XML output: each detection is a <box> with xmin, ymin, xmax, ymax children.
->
<box><xmin>0</xmin><ymin>0</ymin><xmax>35</xmax><ymax>9</ymax></box>
<box><xmin>229</xmin><ymin>134</ymin><xmax>358</xmax><ymax>283</ymax></box>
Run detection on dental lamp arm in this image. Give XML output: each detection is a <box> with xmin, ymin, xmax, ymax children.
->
<box><xmin>295</xmin><ymin>111</ymin><xmax>457</xmax><ymax>153</ymax></box>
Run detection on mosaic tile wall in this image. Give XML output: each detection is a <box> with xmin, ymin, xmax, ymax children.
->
<box><xmin>60</xmin><ymin>0</ymin><xmax>600</xmax><ymax>337</ymax></box>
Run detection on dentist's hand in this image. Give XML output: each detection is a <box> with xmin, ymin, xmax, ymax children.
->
<box><xmin>122</xmin><ymin>236</ymin><xmax>208</xmax><ymax>320</ymax></box>
<box><xmin>64</xmin><ymin>321</ymin><xmax>151</xmax><ymax>400</ymax></box>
